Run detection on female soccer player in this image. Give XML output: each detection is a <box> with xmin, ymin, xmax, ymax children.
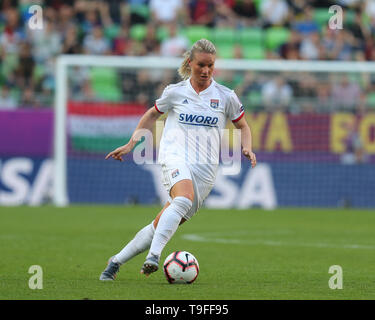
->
<box><xmin>100</xmin><ymin>39</ymin><xmax>256</xmax><ymax>280</ymax></box>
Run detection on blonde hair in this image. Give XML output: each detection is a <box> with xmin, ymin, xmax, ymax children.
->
<box><xmin>178</xmin><ymin>38</ymin><xmax>216</xmax><ymax>80</ymax></box>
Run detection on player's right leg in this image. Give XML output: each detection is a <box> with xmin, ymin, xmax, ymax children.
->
<box><xmin>141</xmin><ymin>179</ymin><xmax>194</xmax><ymax>276</ymax></box>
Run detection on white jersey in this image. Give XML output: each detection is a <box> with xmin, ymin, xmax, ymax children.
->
<box><xmin>155</xmin><ymin>78</ymin><xmax>244</xmax><ymax>184</ymax></box>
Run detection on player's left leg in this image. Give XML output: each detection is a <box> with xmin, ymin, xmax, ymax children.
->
<box><xmin>99</xmin><ymin>202</ymin><xmax>170</xmax><ymax>281</ymax></box>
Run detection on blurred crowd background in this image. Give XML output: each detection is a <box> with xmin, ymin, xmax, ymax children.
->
<box><xmin>1</xmin><ymin>0</ymin><xmax>375</xmax><ymax>113</ymax></box>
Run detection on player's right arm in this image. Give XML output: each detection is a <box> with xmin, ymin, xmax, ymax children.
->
<box><xmin>105</xmin><ymin>106</ymin><xmax>162</xmax><ymax>161</ymax></box>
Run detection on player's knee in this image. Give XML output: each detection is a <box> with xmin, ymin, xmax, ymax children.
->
<box><xmin>180</xmin><ymin>191</ymin><xmax>194</xmax><ymax>202</ymax></box>
<box><xmin>171</xmin><ymin>196</ymin><xmax>193</xmax><ymax>217</ymax></box>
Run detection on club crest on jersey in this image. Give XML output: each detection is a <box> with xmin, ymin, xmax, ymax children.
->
<box><xmin>171</xmin><ymin>169</ymin><xmax>180</xmax><ymax>178</ymax></box>
<box><xmin>210</xmin><ymin>99</ymin><xmax>219</xmax><ymax>109</ymax></box>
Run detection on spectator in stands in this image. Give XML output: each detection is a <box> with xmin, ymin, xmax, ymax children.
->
<box><xmin>124</xmin><ymin>0</ymin><xmax>151</xmax><ymax>26</ymax></box>
<box><xmin>188</xmin><ymin>0</ymin><xmax>216</xmax><ymax>27</ymax></box>
<box><xmin>235</xmin><ymin>71</ymin><xmax>262</xmax><ymax>103</ymax></box>
<box><xmin>28</xmin><ymin>20</ymin><xmax>62</xmax><ymax>64</ymax></box>
<box><xmin>80</xmin><ymin>8</ymin><xmax>100</xmax><ymax>34</ymax></box>
<box><xmin>232</xmin><ymin>0</ymin><xmax>259</xmax><ymax>27</ymax></box>
<box><xmin>20</xmin><ymin>87</ymin><xmax>38</xmax><ymax>108</ymax></box>
<box><xmin>299</xmin><ymin>31</ymin><xmax>323</xmax><ymax>60</ymax></box>
<box><xmin>287</xmin><ymin>0</ymin><xmax>310</xmax><ymax>20</ymax></box>
<box><xmin>346</xmin><ymin>9</ymin><xmax>371</xmax><ymax>51</ymax></box>
<box><xmin>0</xmin><ymin>85</ymin><xmax>17</xmax><ymax>110</ymax></box>
<box><xmin>331</xmin><ymin>74</ymin><xmax>362</xmax><ymax>111</ymax></box>
<box><xmin>83</xmin><ymin>25</ymin><xmax>111</xmax><ymax>55</ymax></box>
<box><xmin>143</xmin><ymin>23</ymin><xmax>161</xmax><ymax>55</ymax></box>
<box><xmin>261</xmin><ymin>75</ymin><xmax>293</xmax><ymax>111</ymax></box>
<box><xmin>260</xmin><ymin>0</ymin><xmax>290</xmax><ymax>28</ymax></box>
<box><xmin>56</xmin><ymin>4</ymin><xmax>76</xmax><ymax>36</ymax></box>
<box><xmin>365</xmin><ymin>0</ymin><xmax>375</xmax><ymax>20</ymax></box>
<box><xmin>15</xmin><ymin>41</ymin><xmax>35</xmax><ymax>90</ymax></box>
<box><xmin>325</xmin><ymin>29</ymin><xmax>355</xmax><ymax>61</ymax></box>
<box><xmin>278</xmin><ymin>29</ymin><xmax>301</xmax><ymax>59</ymax></box>
<box><xmin>336</xmin><ymin>0</ymin><xmax>362</xmax><ymax>9</ymax></box>
<box><xmin>133</xmin><ymin>70</ymin><xmax>156</xmax><ymax>105</ymax></box>
<box><xmin>316</xmin><ymin>82</ymin><xmax>333</xmax><ymax>112</ymax></box>
<box><xmin>149</xmin><ymin>0</ymin><xmax>186</xmax><ymax>24</ymax></box>
<box><xmin>341</xmin><ymin>117</ymin><xmax>367</xmax><ymax>164</ymax></box>
<box><xmin>0</xmin><ymin>7</ymin><xmax>24</xmax><ymax>56</ymax></box>
<box><xmin>113</xmin><ymin>23</ymin><xmax>132</xmax><ymax>55</ymax></box>
<box><xmin>62</xmin><ymin>24</ymin><xmax>82</xmax><ymax>54</ymax></box>
<box><xmin>291</xmin><ymin>6</ymin><xmax>319</xmax><ymax>36</ymax></box>
<box><xmin>294</xmin><ymin>73</ymin><xmax>318</xmax><ymax>113</ymax></box>
<box><xmin>160</xmin><ymin>22</ymin><xmax>189</xmax><ymax>57</ymax></box>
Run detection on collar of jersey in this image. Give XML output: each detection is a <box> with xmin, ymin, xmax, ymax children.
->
<box><xmin>186</xmin><ymin>77</ymin><xmax>216</xmax><ymax>96</ymax></box>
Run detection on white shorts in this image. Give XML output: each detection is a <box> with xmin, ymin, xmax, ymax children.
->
<box><xmin>161</xmin><ymin>162</ymin><xmax>214</xmax><ymax>220</ymax></box>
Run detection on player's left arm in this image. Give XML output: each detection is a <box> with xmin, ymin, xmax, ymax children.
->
<box><xmin>233</xmin><ymin>116</ymin><xmax>257</xmax><ymax>168</ymax></box>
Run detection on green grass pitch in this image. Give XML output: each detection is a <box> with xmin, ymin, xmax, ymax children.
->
<box><xmin>1</xmin><ymin>206</ymin><xmax>374</xmax><ymax>300</ymax></box>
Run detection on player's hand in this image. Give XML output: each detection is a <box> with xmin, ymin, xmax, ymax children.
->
<box><xmin>243</xmin><ymin>149</ymin><xmax>256</xmax><ymax>168</ymax></box>
<box><xmin>105</xmin><ymin>144</ymin><xmax>132</xmax><ymax>162</ymax></box>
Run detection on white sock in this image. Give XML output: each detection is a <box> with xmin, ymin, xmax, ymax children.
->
<box><xmin>114</xmin><ymin>222</ymin><xmax>155</xmax><ymax>265</ymax></box>
<box><xmin>147</xmin><ymin>196</ymin><xmax>193</xmax><ymax>260</ymax></box>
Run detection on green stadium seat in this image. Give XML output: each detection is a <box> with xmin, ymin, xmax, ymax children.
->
<box><xmin>216</xmin><ymin>44</ymin><xmax>234</xmax><ymax>59</ymax></box>
<box><xmin>253</xmin><ymin>0</ymin><xmax>262</xmax><ymax>13</ymax></box>
<box><xmin>246</xmin><ymin>91</ymin><xmax>262</xmax><ymax>110</ymax></box>
<box><xmin>344</xmin><ymin>9</ymin><xmax>355</xmax><ymax>26</ymax></box>
<box><xmin>366</xmin><ymin>93</ymin><xmax>375</xmax><ymax>109</ymax></box>
<box><xmin>313</xmin><ymin>8</ymin><xmax>331</xmax><ymax>28</ymax></box>
<box><xmin>130</xmin><ymin>4</ymin><xmax>150</xmax><ymax>20</ymax></box>
<box><xmin>185</xmin><ymin>25</ymin><xmax>211</xmax><ymax>44</ymax></box>
<box><xmin>242</xmin><ymin>44</ymin><xmax>266</xmax><ymax>60</ymax></box>
<box><xmin>130</xmin><ymin>24</ymin><xmax>147</xmax><ymax>41</ymax></box>
<box><xmin>265</xmin><ymin>27</ymin><xmax>290</xmax><ymax>50</ymax></box>
<box><xmin>238</xmin><ymin>28</ymin><xmax>263</xmax><ymax>46</ymax></box>
<box><xmin>90</xmin><ymin>67</ymin><xmax>122</xmax><ymax>102</ymax></box>
<box><xmin>211</xmin><ymin>27</ymin><xmax>236</xmax><ymax>45</ymax></box>
<box><xmin>104</xmin><ymin>24</ymin><xmax>121</xmax><ymax>40</ymax></box>
<box><xmin>156</xmin><ymin>25</ymin><xmax>169</xmax><ymax>42</ymax></box>
<box><xmin>1</xmin><ymin>53</ymin><xmax>18</xmax><ymax>78</ymax></box>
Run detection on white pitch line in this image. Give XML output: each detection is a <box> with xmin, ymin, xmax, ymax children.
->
<box><xmin>181</xmin><ymin>234</ymin><xmax>375</xmax><ymax>250</ymax></box>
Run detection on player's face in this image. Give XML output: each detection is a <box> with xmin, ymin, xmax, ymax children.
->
<box><xmin>189</xmin><ymin>52</ymin><xmax>215</xmax><ymax>88</ymax></box>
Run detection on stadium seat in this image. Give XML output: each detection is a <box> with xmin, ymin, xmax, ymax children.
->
<box><xmin>313</xmin><ymin>8</ymin><xmax>331</xmax><ymax>29</ymax></box>
<box><xmin>242</xmin><ymin>44</ymin><xmax>266</xmax><ymax>60</ymax></box>
<box><xmin>344</xmin><ymin>9</ymin><xmax>355</xmax><ymax>26</ymax></box>
<box><xmin>253</xmin><ymin>0</ymin><xmax>262</xmax><ymax>13</ymax></box>
<box><xmin>246</xmin><ymin>91</ymin><xmax>262</xmax><ymax>110</ymax></box>
<box><xmin>90</xmin><ymin>67</ymin><xmax>122</xmax><ymax>102</ymax></box>
<box><xmin>366</xmin><ymin>93</ymin><xmax>375</xmax><ymax>109</ymax></box>
<box><xmin>156</xmin><ymin>25</ymin><xmax>169</xmax><ymax>42</ymax></box>
<box><xmin>211</xmin><ymin>27</ymin><xmax>236</xmax><ymax>45</ymax></box>
<box><xmin>185</xmin><ymin>25</ymin><xmax>211</xmax><ymax>44</ymax></box>
<box><xmin>216</xmin><ymin>44</ymin><xmax>235</xmax><ymax>59</ymax></box>
<box><xmin>130</xmin><ymin>24</ymin><xmax>147</xmax><ymax>41</ymax></box>
<box><xmin>104</xmin><ymin>24</ymin><xmax>121</xmax><ymax>40</ymax></box>
<box><xmin>238</xmin><ymin>28</ymin><xmax>263</xmax><ymax>46</ymax></box>
<box><xmin>130</xmin><ymin>4</ymin><xmax>150</xmax><ymax>20</ymax></box>
<box><xmin>265</xmin><ymin>27</ymin><xmax>290</xmax><ymax>50</ymax></box>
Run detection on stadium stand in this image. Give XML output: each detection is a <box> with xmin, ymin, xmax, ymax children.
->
<box><xmin>0</xmin><ymin>0</ymin><xmax>374</xmax><ymax>113</ymax></box>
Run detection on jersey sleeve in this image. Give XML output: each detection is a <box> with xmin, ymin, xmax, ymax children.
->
<box><xmin>154</xmin><ymin>86</ymin><xmax>173</xmax><ymax>114</ymax></box>
<box><xmin>227</xmin><ymin>91</ymin><xmax>245</xmax><ymax>123</ymax></box>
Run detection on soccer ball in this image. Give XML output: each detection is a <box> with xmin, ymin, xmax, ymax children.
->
<box><xmin>163</xmin><ymin>251</ymin><xmax>199</xmax><ymax>284</ymax></box>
